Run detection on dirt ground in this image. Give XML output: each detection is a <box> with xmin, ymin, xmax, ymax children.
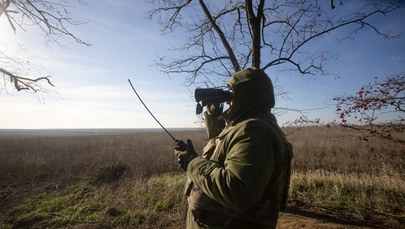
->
<box><xmin>277</xmin><ymin>212</ymin><xmax>374</xmax><ymax>229</ymax></box>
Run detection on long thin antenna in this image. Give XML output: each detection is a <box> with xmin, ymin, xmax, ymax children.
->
<box><xmin>128</xmin><ymin>79</ymin><xmax>178</xmax><ymax>143</ymax></box>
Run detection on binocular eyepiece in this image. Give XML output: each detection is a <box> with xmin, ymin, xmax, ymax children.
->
<box><xmin>194</xmin><ymin>88</ymin><xmax>233</xmax><ymax>114</ymax></box>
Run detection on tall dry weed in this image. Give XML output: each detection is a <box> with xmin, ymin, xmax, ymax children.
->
<box><xmin>285</xmin><ymin>126</ymin><xmax>405</xmax><ymax>176</ymax></box>
<box><xmin>0</xmin><ymin>130</ymin><xmax>206</xmax><ymax>187</ymax></box>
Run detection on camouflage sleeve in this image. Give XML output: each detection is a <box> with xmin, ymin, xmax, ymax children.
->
<box><xmin>187</xmin><ymin>120</ymin><xmax>275</xmax><ymax>212</ymax></box>
<box><xmin>204</xmin><ymin>111</ymin><xmax>226</xmax><ymax>139</ymax></box>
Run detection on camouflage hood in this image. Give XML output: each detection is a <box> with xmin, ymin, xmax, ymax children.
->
<box><xmin>226</xmin><ymin>68</ymin><xmax>275</xmax><ymax>124</ymax></box>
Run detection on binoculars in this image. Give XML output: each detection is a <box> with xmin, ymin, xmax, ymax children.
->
<box><xmin>194</xmin><ymin>88</ymin><xmax>233</xmax><ymax>114</ymax></box>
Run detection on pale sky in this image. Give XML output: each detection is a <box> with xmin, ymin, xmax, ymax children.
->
<box><xmin>1</xmin><ymin>1</ymin><xmax>404</xmax><ymax>129</ymax></box>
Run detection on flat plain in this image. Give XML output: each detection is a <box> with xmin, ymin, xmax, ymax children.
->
<box><xmin>0</xmin><ymin>127</ymin><xmax>403</xmax><ymax>228</ymax></box>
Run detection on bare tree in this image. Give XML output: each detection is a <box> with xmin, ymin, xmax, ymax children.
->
<box><xmin>148</xmin><ymin>0</ymin><xmax>403</xmax><ymax>86</ymax></box>
<box><xmin>0</xmin><ymin>0</ymin><xmax>89</xmax><ymax>93</ymax></box>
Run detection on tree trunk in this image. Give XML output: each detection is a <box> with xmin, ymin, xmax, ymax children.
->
<box><xmin>245</xmin><ymin>0</ymin><xmax>264</xmax><ymax>68</ymax></box>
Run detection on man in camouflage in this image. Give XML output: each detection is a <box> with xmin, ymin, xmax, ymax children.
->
<box><xmin>175</xmin><ymin>68</ymin><xmax>292</xmax><ymax>229</ymax></box>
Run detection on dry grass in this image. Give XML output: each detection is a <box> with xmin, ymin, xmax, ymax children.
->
<box><xmin>285</xmin><ymin>126</ymin><xmax>404</xmax><ymax>176</ymax></box>
<box><xmin>285</xmin><ymin>126</ymin><xmax>405</xmax><ymax>227</ymax></box>
<box><xmin>0</xmin><ymin>127</ymin><xmax>404</xmax><ymax>228</ymax></box>
<box><xmin>0</xmin><ymin>130</ymin><xmax>206</xmax><ymax>186</ymax></box>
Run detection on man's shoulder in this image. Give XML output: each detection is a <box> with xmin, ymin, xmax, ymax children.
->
<box><xmin>236</xmin><ymin>113</ymin><xmax>277</xmax><ymax>127</ymax></box>
<box><xmin>231</xmin><ymin>115</ymin><xmax>278</xmax><ymax>135</ymax></box>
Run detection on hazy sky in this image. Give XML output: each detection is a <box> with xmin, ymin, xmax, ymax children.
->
<box><xmin>1</xmin><ymin>1</ymin><xmax>404</xmax><ymax>129</ymax></box>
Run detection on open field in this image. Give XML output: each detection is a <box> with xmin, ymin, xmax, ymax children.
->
<box><xmin>0</xmin><ymin>127</ymin><xmax>404</xmax><ymax>228</ymax></box>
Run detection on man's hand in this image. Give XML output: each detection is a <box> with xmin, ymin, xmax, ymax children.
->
<box><xmin>175</xmin><ymin>139</ymin><xmax>198</xmax><ymax>171</ymax></box>
<box><xmin>206</xmin><ymin>103</ymin><xmax>223</xmax><ymax>116</ymax></box>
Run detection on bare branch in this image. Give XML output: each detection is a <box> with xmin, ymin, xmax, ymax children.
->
<box><xmin>0</xmin><ymin>0</ymin><xmax>90</xmax><ymax>93</ymax></box>
<box><xmin>148</xmin><ymin>0</ymin><xmax>192</xmax><ymax>32</ymax></box>
<box><xmin>263</xmin><ymin>3</ymin><xmax>401</xmax><ymax>73</ymax></box>
<box><xmin>156</xmin><ymin>54</ymin><xmax>230</xmax><ymax>86</ymax></box>
<box><xmin>0</xmin><ymin>67</ymin><xmax>53</xmax><ymax>92</ymax></box>
<box><xmin>12</xmin><ymin>0</ymin><xmax>91</xmax><ymax>46</ymax></box>
<box><xmin>198</xmin><ymin>0</ymin><xmax>240</xmax><ymax>72</ymax></box>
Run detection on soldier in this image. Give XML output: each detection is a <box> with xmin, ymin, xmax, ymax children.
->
<box><xmin>175</xmin><ymin>68</ymin><xmax>292</xmax><ymax>229</ymax></box>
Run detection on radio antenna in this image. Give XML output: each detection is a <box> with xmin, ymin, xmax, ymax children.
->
<box><xmin>128</xmin><ymin>79</ymin><xmax>178</xmax><ymax>143</ymax></box>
